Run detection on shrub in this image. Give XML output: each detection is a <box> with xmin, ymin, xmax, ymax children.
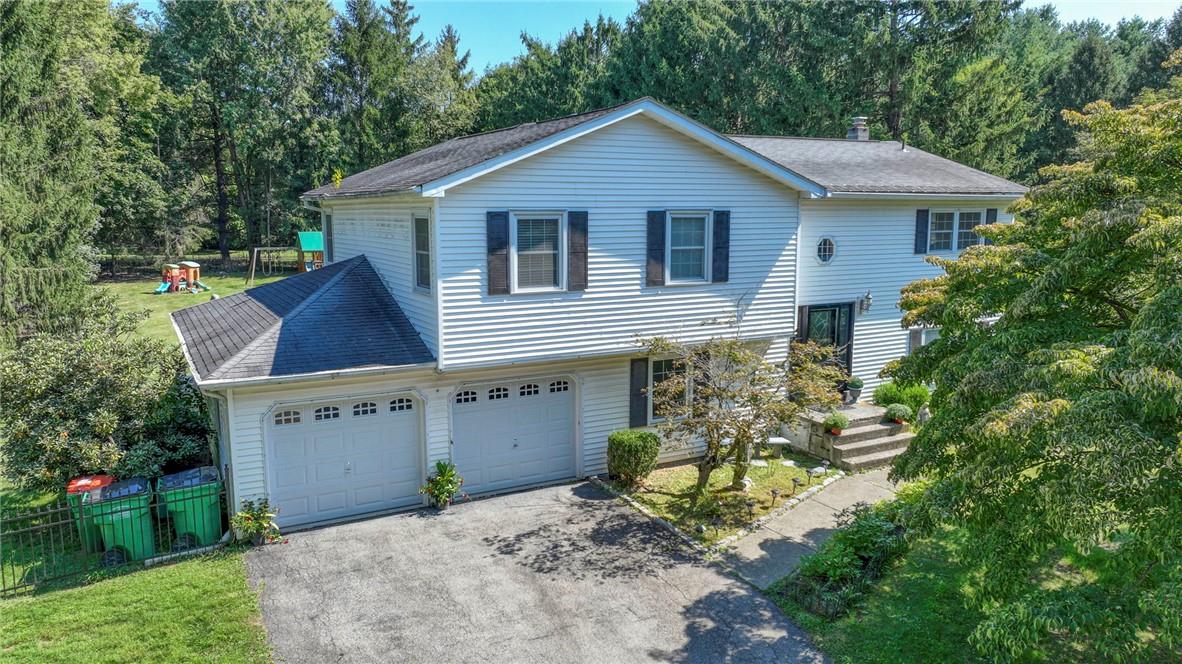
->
<box><xmin>607</xmin><ymin>429</ymin><xmax>660</xmax><ymax>488</ymax></box>
<box><xmin>884</xmin><ymin>403</ymin><xmax>913</xmax><ymax>423</ymax></box>
<box><xmin>0</xmin><ymin>300</ymin><xmax>211</xmax><ymax>491</ymax></box>
<box><xmin>781</xmin><ymin>498</ymin><xmax>911</xmax><ymax>618</ymax></box>
<box><xmin>822</xmin><ymin>411</ymin><xmax>849</xmax><ymax>432</ymax></box>
<box><xmin>231</xmin><ymin>498</ymin><xmax>280</xmax><ymax>544</ymax></box>
<box><xmin>873</xmin><ymin>381</ymin><xmax>929</xmax><ymax>415</ymax></box>
<box><xmin>846</xmin><ymin>376</ymin><xmax>864</xmax><ymax>390</ymax></box>
<box><xmin>420</xmin><ymin>460</ymin><xmax>465</xmax><ymax>507</ymax></box>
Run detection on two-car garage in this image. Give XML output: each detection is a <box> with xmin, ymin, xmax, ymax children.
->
<box><xmin>264</xmin><ymin>377</ymin><xmax>577</xmax><ymax>528</ymax></box>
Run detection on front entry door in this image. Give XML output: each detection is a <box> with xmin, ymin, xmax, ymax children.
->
<box><xmin>800</xmin><ymin>302</ymin><xmax>854</xmax><ymax>370</ymax></box>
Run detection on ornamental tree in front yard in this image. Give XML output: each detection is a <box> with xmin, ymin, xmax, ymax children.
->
<box><xmin>0</xmin><ymin>294</ymin><xmax>211</xmax><ymax>491</ymax></box>
<box><xmin>644</xmin><ymin>336</ymin><xmax>843</xmax><ymax>498</ymax></box>
<box><xmin>886</xmin><ymin>66</ymin><xmax>1182</xmax><ymax>660</ymax></box>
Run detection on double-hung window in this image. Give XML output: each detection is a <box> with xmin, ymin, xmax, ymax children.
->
<box><xmin>667</xmin><ymin>212</ymin><xmax>710</xmax><ymax>283</ymax></box>
<box><xmin>413</xmin><ymin>215</ymin><xmax>431</xmax><ymax>290</ymax></box>
<box><xmin>511</xmin><ymin>212</ymin><xmax>565</xmax><ymax>292</ymax></box>
<box><xmin>928</xmin><ymin>210</ymin><xmax>985</xmax><ymax>252</ymax></box>
<box><xmin>649</xmin><ymin>358</ymin><xmax>689</xmax><ymax>422</ymax></box>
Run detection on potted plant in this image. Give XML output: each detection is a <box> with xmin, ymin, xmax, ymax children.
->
<box><xmin>420</xmin><ymin>460</ymin><xmax>465</xmax><ymax>510</ymax></box>
<box><xmin>845</xmin><ymin>376</ymin><xmax>864</xmax><ymax>403</ymax></box>
<box><xmin>822</xmin><ymin>411</ymin><xmax>849</xmax><ymax>436</ymax></box>
<box><xmin>884</xmin><ymin>403</ymin><xmax>913</xmax><ymax>425</ymax></box>
<box><xmin>231</xmin><ymin>498</ymin><xmax>280</xmax><ymax>546</ymax></box>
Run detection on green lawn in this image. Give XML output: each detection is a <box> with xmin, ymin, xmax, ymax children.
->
<box><xmin>97</xmin><ymin>272</ymin><xmax>287</xmax><ymax>344</ymax></box>
<box><xmin>621</xmin><ymin>452</ymin><xmax>836</xmax><ymax>545</ymax></box>
<box><xmin>770</xmin><ymin>529</ymin><xmax>988</xmax><ymax>664</ymax></box>
<box><xmin>0</xmin><ymin>551</ymin><xmax>270</xmax><ymax>663</ymax></box>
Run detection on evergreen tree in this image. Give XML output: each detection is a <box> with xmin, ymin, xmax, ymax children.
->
<box><xmin>402</xmin><ymin>25</ymin><xmax>476</xmax><ymax>148</ymax></box>
<box><xmin>1127</xmin><ymin>7</ymin><xmax>1182</xmax><ymax>97</ymax></box>
<box><xmin>1038</xmin><ymin>28</ymin><xmax>1122</xmax><ymax>168</ymax></box>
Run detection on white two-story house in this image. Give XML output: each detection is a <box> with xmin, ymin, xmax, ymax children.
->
<box><xmin>172</xmin><ymin>98</ymin><xmax>1025</xmax><ymax>528</ymax></box>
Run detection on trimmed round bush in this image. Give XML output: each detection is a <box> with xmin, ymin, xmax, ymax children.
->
<box><xmin>822</xmin><ymin>411</ymin><xmax>850</xmax><ymax>432</ymax></box>
<box><xmin>884</xmin><ymin>403</ymin><xmax>913</xmax><ymax>423</ymax></box>
<box><xmin>607</xmin><ymin>429</ymin><xmax>660</xmax><ymax>487</ymax></box>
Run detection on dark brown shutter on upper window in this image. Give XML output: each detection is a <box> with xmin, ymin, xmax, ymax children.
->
<box><xmin>568</xmin><ymin>210</ymin><xmax>588</xmax><ymax>291</ymax></box>
<box><xmin>711</xmin><ymin>210</ymin><xmax>730</xmax><ymax>283</ymax></box>
<box><xmin>487</xmin><ymin>211</ymin><xmax>510</xmax><ymax>295</ymax></box>
<box><xmin>914</xmin><ymin>209</ymin><xmax>929</xmax><ymax>254</ymax></box>
<box><xmin>646</xmin><ymin>210</ymin><xmax>666</xmax><ymax>287</ymax></box>
<box><xmin>324</xmin><ymin>214</ymin><xmax>334</xmax><ymax>263</ymax></box>
<box><xmin>629</xmin><ymin>358</ymin><xmax>649</xmax><ymax>427</ymax></box>
<box><xmin>984</xmin><ymin>208</ymin><xmax>998</xmax><ymax>245</ymax></box>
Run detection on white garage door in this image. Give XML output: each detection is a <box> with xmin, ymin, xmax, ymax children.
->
<box><xmin>267</xmin><ymin>396</ymin><xmax>422</xmax><ymax>527</ymax></box>
<box><xmin>451</xmin><ymin>377</ymin><xmax>577</xmax><ymax>496</ymax></box>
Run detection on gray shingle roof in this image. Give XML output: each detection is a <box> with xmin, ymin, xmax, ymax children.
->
<box><xmin>303</xmin><ymin>103</ymin><xmax>628</xmax><ymax>199</ymax></box>
<box><xmin>728</xmin><ymin>136</ymin><xmax>1027</xmax><ymax>195</ymax></box>
<box><xmin>171</xmin><ymin>256</ymin><xmax>433</xmax><ymax>383</ymax></box>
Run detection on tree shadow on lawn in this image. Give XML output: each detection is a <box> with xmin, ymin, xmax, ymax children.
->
<box><xmin>480</xmin><ymin>484</ymin><xmax>704</xmax><ymax>583</ymax></box>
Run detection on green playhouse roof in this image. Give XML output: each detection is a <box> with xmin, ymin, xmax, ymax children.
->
<box><xmin>298</xmin><ymin>231</ymin><xmax>324</xmax><ymax>252</ymax></box>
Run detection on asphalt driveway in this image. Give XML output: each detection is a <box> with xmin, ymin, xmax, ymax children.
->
<box><xmin>245</xmin><ymin>482</ymin><xmax>826</xmax><ymax>663</ymax></box>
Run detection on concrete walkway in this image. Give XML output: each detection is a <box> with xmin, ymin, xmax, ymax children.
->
<box><xmin>722</xmin><ymin>469</ymin><xmax>897</xmax><ymax>589</ymax></box>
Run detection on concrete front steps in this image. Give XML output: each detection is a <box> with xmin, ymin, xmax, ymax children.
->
<box><xmin>796</xmin><ymin>404</ymin><xmax>914</xmax><ymax>471</ymax></box>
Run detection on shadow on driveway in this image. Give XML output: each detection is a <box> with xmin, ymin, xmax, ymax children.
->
<box><xmin>246</xmin><ymin>482</ymin><xmax>826</xmax><ymax>663</ymax></box>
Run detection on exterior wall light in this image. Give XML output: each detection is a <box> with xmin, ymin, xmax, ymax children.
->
<box><xmin>859</xmin><ymin>290</ymin><xmax>873</xmax><ymax>314</ymax></box>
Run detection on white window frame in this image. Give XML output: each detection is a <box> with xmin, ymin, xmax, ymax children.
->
<box><xmin>412</xmin><ymin>214</ymin><xmax>431</xmax><ymax>292</ymax></box>
<box><xmin>928</xmin><ymin>209</ymin><xmax>985</xmax><ymax>253</ymax></box>
<box><xmin>509</xmin><ymin>210</ymin><xmax>567</xmax><ymax>293</ymax></box>
<box><xmin>648</xmin><ymin>357</ymin><xmax>691</xmax><ymax>424</ymax></box>
<box><xmin>815</xmin><ymin>235</ymin><xmax>837</xmax><ymax>265</ymax></box>
<box><xmin>665</xmin><ymin>210</ymin><xmax>712</xmax><ymax>284</ymax></box>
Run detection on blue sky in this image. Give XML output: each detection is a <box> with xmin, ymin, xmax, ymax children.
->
<box><xmin>135</xmin><ymin>0</ymin><xmax>1181</xmax><ymax>73</ymax></box>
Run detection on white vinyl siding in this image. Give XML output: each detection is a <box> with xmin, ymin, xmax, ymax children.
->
<box><xmin>798</xmin><ymin>199</ymin><xmax>1015</xmax><ymax>391</ymax></box>
<box><xmin>325</xmin><ymin>197</ymin><xmax>437</xmax><ymax>356</ymax></box>
<box><xmin>434</xmin><ymin>115</ymin><xmax>800</xmax><ymax>369</ymax></box>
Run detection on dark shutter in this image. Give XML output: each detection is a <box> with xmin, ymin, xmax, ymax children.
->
<box><xmin>983</xmin><ymin>208</ymin><xmax>998</xmax><ymax>245</ymax></box>
<box><xmin>568</xmin><ymin>211</ymin><xmax>588</xmax><ymax>291</ymax></box>
<box><xmin>646</xmin><ymin>210</ymin><xmax>665</xmax><ymax>287</ymax></box>
<box><xmin>711</xmin><ymin>210</ymin><xmax>730</xmax><ymax>283</ymax></box>
<box><xmin>486</xmin><ymin>211</ymin><xmax>510</xmax><ymax>295</ymax></box>
<box><xmin>324</xmin><ymin>214</ymin><xmax>334</xmax><ymax>263</ymax></box>
<box><xmin>908</xmin><ymin>328</ymin><xmax>923</xmax><ymax>355</ymax></box>
<box><xmin>914</xmin><ymin>209</ymin><xmax>930</xmax><ymax>254</ymax></box>
<box><xmin>795</xmin><ymin>305</ymin><xmax>810</xmax><ymax>341</ymax></box>
<box><xmin>629</xmin><ymin>358</ymin><xmax>649</xmax><ymax>427</ymax></box>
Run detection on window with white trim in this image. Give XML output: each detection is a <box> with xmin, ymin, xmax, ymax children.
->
<box><xmin>519</xmin><ymin>383</ymin><xmax>539</xmax><ymax>397</ymax></box>
<box><xmin>667</xmin><ymin>212</ymin><xmax>710</xmax><ymax>283</ymax></box>
<box><xmin>413</xmin><ymin>216</ymin><xmax>431</xmax><ymax>290</ymax></box>
<box><xmin>488</xmin><ymin>386</ymin><xmax>509</xmax><ymax>400</ymax></box>
<box><xmin>390</xmin><ymin>397</ymin><xmax>414</xmax><ymax>412</ymax></box>
<box><xmin>274</xmin><ymin>410</ymin><xmax>301</xmax><ymax>425</ymax></box>
<box><xmin>455</xmin><ymin>390</ymin><xmax>477</xmax><ymax>404</ymax></box>
<box><xmin>352</xmin><ymin>401</ymin><xmax>377</xmax><ymax>416</ymax></box>
<box><xmin>929</xmin><ymin>210</ymin><xmax>985</xmax><ymax>252</ymax></box>
<box><xmin>313</xmin><ymin>406</ymin><xmax>340</xmax><ymax>421</ymax></box>
<box><xmin>816</xmin><ymin>237</ymin><xmax>835</xmax><ymax>264</ymax></box>
<box><xmin>648</xmin><ymin>358</ymin><xmax>689</xmax><ymax>422</ymax></box>
<box><xmin>549</xmin><ymin>380</ymin><xmax>569</xmax><ymax>393</ymax></box>
<box><xmin>511</xmin><ymin>212</ymin><xmax>565</xmax><ymax>291</ymax></box>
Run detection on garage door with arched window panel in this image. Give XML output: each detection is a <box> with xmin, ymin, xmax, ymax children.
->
<box><xmin>266</xmin><ymin>395</ymin><xmax>422</xmax><ymax>527</ymax></box>
<box><xmin>451</xmin><ymin>378</ymin><xmax>576</xmax><ymax>496</ymax></box>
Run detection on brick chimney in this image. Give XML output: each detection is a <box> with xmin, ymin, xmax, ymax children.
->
<box><xmin>846</xmin><ymin>116</ymin><xmax>869</xmax><ymax>141</ymax></box>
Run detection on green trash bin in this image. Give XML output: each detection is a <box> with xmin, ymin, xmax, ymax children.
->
<box><xmin>66</xmin><ymin>475</ymin><xmax>114</xmax><ymax>553</ymax></box>
<box><xmin>157</xmin><ymin>466</ymin><xmax>223</xmax><ymax>549</ymax></box>
<box><xmin>81</xmin><ymin>477</ymin><xmax>155</xmax><ymax>564</ymax></box>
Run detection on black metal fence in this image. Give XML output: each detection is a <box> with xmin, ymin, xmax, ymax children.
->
<box><xmin>0</xmin><ymin>487</ymin><xmax>228</xmax><ymax>596</ymax></box>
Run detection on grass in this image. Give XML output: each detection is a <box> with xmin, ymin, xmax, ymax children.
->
<box><xmin>96</xmin><ymin>271</ymin><xmax>288</xmax><ymax>344</ymax></box>
<box><xmin>769</xmin><ymin>529</ymin><xmax>988</xmax><ymax>664</ymax></box>
<box><xmin>622</xmin><ymin>451</ymin><xmax>837</xmax><ymax>545</ymax></box>
<box><xmin>0</xmin><ymin>550</ymin><xmax>270</xmax><ymax>663</ymax></box>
